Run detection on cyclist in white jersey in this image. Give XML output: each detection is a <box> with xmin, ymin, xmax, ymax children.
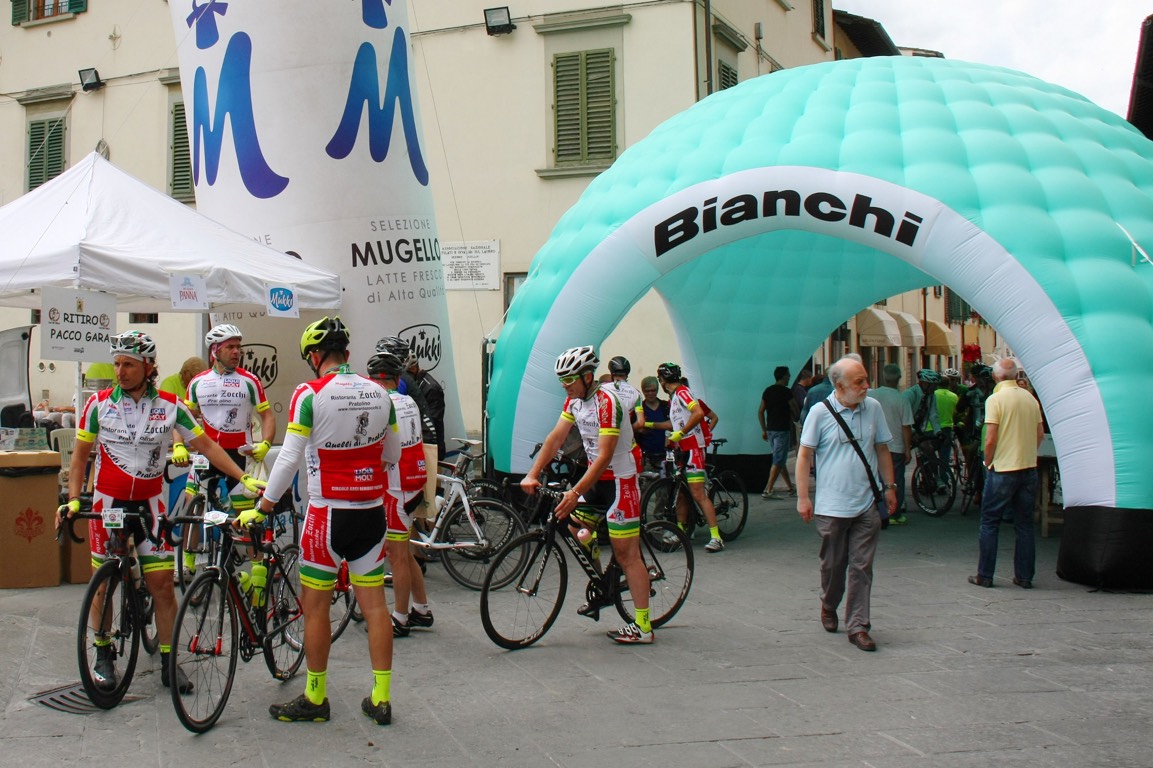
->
<box><xmin>56</xmin><ymin>331</ymin><xmax>263</xmax><ymax>696</ymax></box>
<box><xmin>607</xmin><ymin>355</ymin><xmax>645</xmax><ymax>473</ymax></box>
<box><xmin>181</xmin><ymin>323</ymin><xmax>277</xmax><ymax>575</ymax></box>
<box><xmin>658</xmin><ymin>362</ymin><xmax>725</xmax><ymax>553</ymax></box>
<box><xmin>367</xmin><ymin>350</ymin><xmax>434</xmax><ymax>638</ymax></box>
<box><xmin>522</xmin><ymin>346</ymin><xmax>653</xmax><ymax>644</ymax></box>
<box><xmin>245</xmin><ymin>317</ymin><xmax>400</xmax><ymax>726</ymax></box>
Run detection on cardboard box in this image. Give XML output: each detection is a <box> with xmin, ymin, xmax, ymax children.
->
<box><xmin>0</xmin><ymin>451</ymin><xmax>62</xmax><ymax>588</ymax></box>
<box><xmin>61</xmin><ymin>528</ymin><xmax>94</xmax><ymax>584</ymax></box>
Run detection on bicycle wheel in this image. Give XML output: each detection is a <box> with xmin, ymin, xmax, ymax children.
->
<box><xmin>613</xmin><ymin>521</ymin><xmax>693</xmax><ymax>628</ymax></box>
<box><xmin>139</xmin><ymin>585</ymin><xmax>160</xmax><ymax>655</ymax></box>
<box><xmin>912</xmin><ymin>461</ymin><xmax>956</xmax><ymax>516</ymax></box>
<box><xmin>263</xmin><ymin>544</ymin><xmax>306</xmax><ymax>680</ymax></box>
<box><xmin>329</xmin><ymin>586</ymin><xmax>355</xmax><ymax>642</ymax></box>
<box><xmin>467</xmin><ymin>477</ymin><xmax>508</xmax><ymax>504</ymax></box>
<box><xmin>480</xmin><ymin>531</ymin><xmax>567</xmax><ymax>650</ymax></box>
<box><xmin>441</xmin><ymin>499</ymin><xmax>526</xmax><ymax>590</ymax></box>
<box><xmin>710</xmin><ymin>470</ymin><xmax>748</xmax><ymax>541</ymax></box>
<box><xmin>171</xmin><ymin>571</ymin><xmax>238</xmax><ymax>733</ymax></box>
<box><xmin>77</xmin><ymin>560</ymin><xmax>140</xmax><ymax>709</ymax></box>
<box><xmin>639</xmin><ymin>477</ymin><xmax>686</xmax><ymax>530</ymax></box>
<box><xmin>175</xmin><ymin>496</ymin><xmax>207</xmax><ymax>594</ymax></box>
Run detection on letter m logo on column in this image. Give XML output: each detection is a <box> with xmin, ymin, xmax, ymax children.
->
<box><xmin>325</xmin><ymin>31</ymin><xmax>430</xmax><ymax>186</ymax></box>
<box><xmin>192</xmin><ymin>32</ymin><xmax>290</xmax><ymax>199</ymax></box>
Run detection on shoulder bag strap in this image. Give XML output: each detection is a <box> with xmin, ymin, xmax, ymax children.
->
<box><xmin>821</xmin><ymin>399</ymin><xmax>883</xmax><ymax>505</ymax></box>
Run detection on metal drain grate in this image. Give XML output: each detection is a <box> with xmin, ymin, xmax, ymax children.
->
<box><xmin>30</xmin><ymin>683</ymin><xmax>100</xmax><ymax>714</ymax></box>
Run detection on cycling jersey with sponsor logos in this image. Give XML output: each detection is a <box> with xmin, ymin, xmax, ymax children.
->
<box><xmin>261</xmin><ymin>366</ymin><xmax>399</xmax><ymax>510</ymax></box>
<box><xmin>386</xmin><ymin>390</ymin><xmax>427</xmax><ymax>493</ymax></box>
<box><xmin>78</xmin><ymin>386</ymin><xmax>203</xmax><ymax>500</ymax></box>
<box><xmin>561</xmin><ymin>384</ymin><xmax>636</xmax><ymax>479</ymax></box>
<box><xmin>186</xmin><ymin>367</ymin><xmax>270</xmax><ymax>449</ymax></box>
<box><xmin>668</xmin><ymin>384</ymin><xmax>708</xmax><ymax>451</ymax></box>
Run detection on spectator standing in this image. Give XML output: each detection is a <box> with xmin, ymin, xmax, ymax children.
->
<box><xmin>759</xmin><ymin>365</ymin><xmax>797</xmax><ymax>499</ymax></box>
<box><xmin>637</xmin><ymin>376</ymin><xmax>671</xmax><ymax>473</ymax></box>
<box><xmin>870</xmin><ymin>364</ymin><xmax>913</xmax><ymax>525</ymax></box>
<box><xmin>968</xmin><ymin>358</ymin><xmax>1043</xmax><ymax>590</ymax></box>
<box><xmin>158</xmin><ymin>356</ymin><xmax>208</xmax><ymax>401</ymax></box>
<box><xmin>796</xmin><ymin>357</ymin><xmax>897</xmax><ymax>652</ymax></box>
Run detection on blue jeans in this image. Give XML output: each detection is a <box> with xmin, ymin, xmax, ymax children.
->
<box><xmin>977</xmin><ymin>467</ymin><xmax>1038</xmax><ymax>581</ymax></box>
<box><xmin>891</xmin><ymin>454</ymin><xmax>908</xmax><ymax>515</ymax></box>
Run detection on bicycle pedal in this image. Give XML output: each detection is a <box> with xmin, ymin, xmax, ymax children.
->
<box><xmin>576</xmin><ymin>603</ymin><xmax>601</xmax><ymax>621</ymax></box>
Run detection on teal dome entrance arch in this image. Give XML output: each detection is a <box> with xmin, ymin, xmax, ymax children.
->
<box><xmin>490</xmin><ymin>57</ymin><xmax>1153</xmax><ymax>588</ymax></box>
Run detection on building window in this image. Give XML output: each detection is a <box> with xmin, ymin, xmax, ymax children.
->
<box><xmin>812</xmin><ymin>0</ymin><xmax>826</xmax><ymax>40</ymax></box>
<box><xmin>31</xmin><ymin>309</ymin><xmax>41</xmax><ymax>324</ymax></box>
<box><xmin>945</xmin><ymin>288</ymin><xmax>971</xmax><ymax>324</ymax></box>
<box><xmin>553</xmin><ymin>49</ymin><xmax>616</xmax><ymax>166</ymax></box>
<box><xmin>27</xmin><ymin>116</ymin><xmax>66</xmax><ymax>191</ymax></box>
<box><xmin>718</xmin><ymin>61</ymin><xmax>738</xmax><ymax>91</ymax></box>
<box><xmin>128</xmin><ymin>313</ymin><xmax>159</xmax><ymax>324</ymax></box>
<box><xmin>504</xmin><ymin>272</ymin><xmax>527</xmax><ymax>312</ymax></box>
<box><xmin>12</xmin><ymin>0</ymin><xmax>86</xmax><ymax>23</ymax></box>
<box><xmin>170</xmin><ymin>102</ymin><xmax>194</xmax><ymax>202</ymax></box>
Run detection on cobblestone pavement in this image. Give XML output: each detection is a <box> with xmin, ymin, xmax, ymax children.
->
<box><xmin>2</xmin><ymin>494</ymin><xmax>1150</xmax><ymax>767</ymax></box>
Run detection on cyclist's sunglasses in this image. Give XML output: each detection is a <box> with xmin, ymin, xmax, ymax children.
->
<box><xmin>558</xmin><ymin>374</ymin><xmax>582</xmax><ymax>385</ymax></box>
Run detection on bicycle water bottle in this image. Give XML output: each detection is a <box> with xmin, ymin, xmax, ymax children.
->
<box><xmin>577</xmin><ymin>527</ymin><xmax>601</xmax><ymax>571</ymax></box>
<box><xmin>249</xmin><ymin>563</ymin><xmax>268</xmax><ymax>608</ymax></box>
<box><xmin>129</xmin><ymin>555</ymin><xmax>143</xmax><ymax>591</ymax></box>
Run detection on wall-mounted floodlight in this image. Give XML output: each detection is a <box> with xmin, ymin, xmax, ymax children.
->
<box><xmin>484</xmin><ymin>7</ymin><xmax>516</xmax><ymax>36</ymax></box>
<box><xmin>78</xmin><ymin>68</ymin><xmax>104</xmax><ymax>92</ymax></box>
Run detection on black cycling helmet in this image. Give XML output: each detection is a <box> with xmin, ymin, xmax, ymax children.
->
<box><xmin>299</xmin><ymin>316</ymin><xmax>350</xmax><ymax>359</ymax></box>
<box><xmin>971</xmin><ymin>363</ymin><xmax>993</xmax><ymax>381</ymax></box>
<box><xmin>607</xmin><ymin>356</ymin><xmax>631</xmax><ymax>377</ymax></box>
<box><xmin>657</xmin><ymin>362</ymin><xmax>682</xmax><ymax>382</ymax></box>
<box><xmin>367</xmin><ymin>351</ymin><xmax>405</xmax><ymax>378</ymax></box>
<box><xmin>917</xmin><ymin>368</ymin><xmax>941</xmax><ymax>384</ymax></box>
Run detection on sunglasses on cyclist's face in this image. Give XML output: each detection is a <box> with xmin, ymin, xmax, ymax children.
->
<box><xmin>558</xmin><ymin>374</ymin><xmax>582</xmax><ymax>385</ymax></box>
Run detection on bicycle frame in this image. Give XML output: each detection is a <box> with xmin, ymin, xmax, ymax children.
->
<box><xmin>412</xmin><ymin>474</ymin><xmax>489</xmax><ymax>552</ymax></box>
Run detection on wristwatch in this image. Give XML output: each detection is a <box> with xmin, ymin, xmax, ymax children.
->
<box><xmin>883</xmin><ymin>483</ymin><xmax>897</xmax><ymax>490</ymax></box>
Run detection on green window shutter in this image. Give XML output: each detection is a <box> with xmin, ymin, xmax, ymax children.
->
<box><xmin>28</xmin><ymin>118</ymin><xmax>65</xmax><ymax>191</ymax></box>
<box><xmin>12</xmin><ymin>0</ymin><xmax>28</xmax><ymax>25</ymax></box>
<box><xmin>170</xmin><ymin>102</ymin><xmax>194</xmax><ymax>201</ymax></box>
<box><xmin>945</xmin><ymin>288</ymin><xmax>971</xmax><ymax>323</ymax></box>
<box><xmin>67</xmin><ymin>0</ymin><xmax>87</xmax><ymax>13</ymax></box>
<box><xmin>553</xmin><ymin>49</ymin><xmax>616</xmax><ymax>165</ymax></box>
<box><xmin>813</xmin><ymin>0</ymin><xmax>826</xmax><ymax>39</ymax></box>
<box><xmin>583</xmin><ymin>49</ymin><xmax>615</xmax><ymax>161</ymax></box>
<box><xmin>554</xmin><ymin>52</ymin><xmax>583</xmax><ymax>163</ymax></box>
<box><xmin>718</xmin><ymin>61</ymin><xmax>738</xmax><ymax>90</ymax></box>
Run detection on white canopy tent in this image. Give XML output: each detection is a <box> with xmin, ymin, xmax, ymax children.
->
<box><xmin>0</xmin><ymin>152</ymin><xmax>341</xmax><ymax>311</ymax></box>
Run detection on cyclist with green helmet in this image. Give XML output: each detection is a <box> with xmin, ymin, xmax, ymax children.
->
<box><xmin>246</xmin><ymin>317</ymin><xmax>400</xmax><ymax>726</ymax></box>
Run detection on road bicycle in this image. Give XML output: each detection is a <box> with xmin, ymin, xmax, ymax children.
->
<box><xmin>639</xmin><ymin>439</ymin><xmax>748</xmax><ymax>541</ymax></box>
<box><xmin>328</xmin><ymin>559</ymin><xmax>363</xmax><ymax>642</ymax></box>
<box><xmin>910</xmin><ymin>432</ymin><xmax>957</xmax><ymax>516</ymax></box>
<box><xmin>173</xmin><ymin>457</ymin><xmax>302</xmax><ymax>593</ymax></box>
<box><xmin>59</xmin><ymin>501</ymin><xmax>162</xmax><ymax>709</ymax></box>
<box><xmin>437</xmin><ymin>437</ymin><xmax>510</xmax><ymax>502</ymax></box>
<box><xmin>415</xmin><ymin>471</ymin><xmax>526</xmax><ymax>590</ymax></box>
<box><xmin>167</xmin><ymin>511</ymin><xmax>305</xmax><ymax>733</ymax></box>
<box><xmin>480</xmin><ymin>486</ymin><xmax>694</xmax><ymax>650</ymax></box>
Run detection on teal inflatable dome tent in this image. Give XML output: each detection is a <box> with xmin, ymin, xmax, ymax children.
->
<box><xmin>490</xmin><ymin>56</ymin><xmax>1153</xmax><ymax>589</ymax></box>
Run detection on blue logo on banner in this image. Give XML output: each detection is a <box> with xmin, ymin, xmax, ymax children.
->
<box><xmin>326</xmin><ymin>31</ymin><xmax>429</xmax><ymax>186</ymax></box>
<box><xmin>362</xmin><ymin>0</ymin><xmax>391</xmax><ymax>29</ymax></box>
<box><xmin>186</xmin><ymin>0</ymin><xmax>228</xmax><ymax>49</ymax></box>
<box><xmin>268</xmin><ymin>287</ymin><xmax>295</xmax><ymax>311</ymax></box>
<box><xmin>191</xmin><ymin>33</ymin><xmax>290</xmax><ymax>199</ymax></box>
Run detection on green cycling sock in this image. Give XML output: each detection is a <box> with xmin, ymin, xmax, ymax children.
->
<box><xmin>635</xmin><ymin>607</ymin><xmax>651</xmax><ymax>634</ymax></box>
<box><xmin>371</xmin><ymin>669</ymin><xmax>392</xmax><ymax>706</ymax></box>
<box><xmin>305</xmin><ymin>670</ymin><xmax>327</xmax><ymax>705</ymax></box>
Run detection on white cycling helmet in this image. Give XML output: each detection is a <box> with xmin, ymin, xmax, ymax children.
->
<box><xmin>110</xmin><ymin>330</ymin><xmax>157</xmax><ymax>361</ymax></box>
<box><xmin>555</xmin><ymin>346</ymin><xmax>599</xmax><ymax>378</ymax></box>
<box><xmin>205</xmin><ymin>323</ymin><xmax>243</xmax><ymax>347</ymax></box>
<box><xmin>943</xmin><ymin>367</ymin><xmax>961</xmax><ymax>378</ymax></box>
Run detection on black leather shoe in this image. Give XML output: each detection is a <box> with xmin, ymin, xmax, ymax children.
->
<box><xmin>968</xmin><ymin>574</ymin><xmax>993</xmax><ymax>588</ymax></box>
<box><xmin>1012</xmin><ymin>577</ymin><xmax>1033</xmax><ymax>589</ymax></box>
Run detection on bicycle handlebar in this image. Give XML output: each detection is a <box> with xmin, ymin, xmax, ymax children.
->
<box><xmin>58</xmin><ymin>508</ymin><xmax>164</xmax><ymax>549</ymax></box>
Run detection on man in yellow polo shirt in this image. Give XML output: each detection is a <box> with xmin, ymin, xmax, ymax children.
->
<box><xmin>968</xmin><ymin>358</ymin><xmax>1044</xmax><ymax>589</ymax></box>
